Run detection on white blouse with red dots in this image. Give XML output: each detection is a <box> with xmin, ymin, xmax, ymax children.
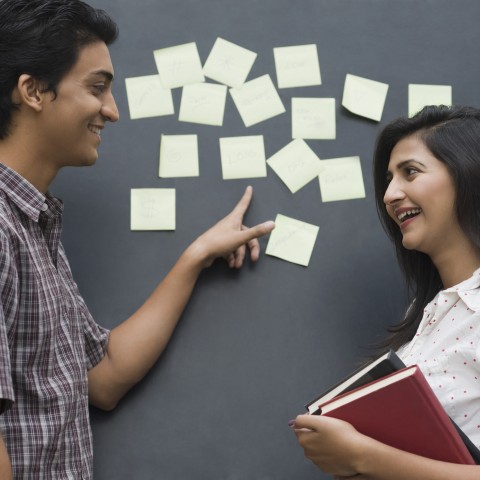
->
<box><xmin>398</xmin><ymin>268</ymin><xmax>480</xmax><ymax>450</ymax></box>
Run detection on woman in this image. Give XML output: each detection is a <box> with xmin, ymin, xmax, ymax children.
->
<box><xmin>292</xmin><ymin>105</ymin><xmax>480</xmax><ymax>479</ymax></box>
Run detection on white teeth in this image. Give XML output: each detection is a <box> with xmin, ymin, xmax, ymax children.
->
<box><xmin>88</xmin><ymin>125</ymin><xmax>101</xmax><ymax>135</ymax></box>
<box><xmin>397</xmin><ymin>208</ymin><xmax>421</xmax><ymax>222</ymax></box>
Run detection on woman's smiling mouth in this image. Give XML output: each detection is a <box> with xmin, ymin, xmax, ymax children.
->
<box><xmin>397</xmin><ymin>208</ymin><xmax>422</xmax><ymax>224</ymax></box>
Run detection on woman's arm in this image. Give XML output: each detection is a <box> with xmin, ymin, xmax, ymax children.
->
<box><xmin>292</xmin><ymin>415</ymin><xmax>480</xmax><ymax>480</ymax></box>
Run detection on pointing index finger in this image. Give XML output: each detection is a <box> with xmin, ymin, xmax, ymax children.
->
<box><xmin>231</xmin><ymin>186</ymin><xmax>253</xmax><ymax>216</ymax></box>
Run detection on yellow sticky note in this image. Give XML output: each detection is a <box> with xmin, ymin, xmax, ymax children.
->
<box><xmin>154</xmin><ymin>42</ymin><xmax>204</xmax><ymax>89</ymax></box>
<box><xmin>266</xmin><ymin>214</ymin><xmax>319</xmax><ymax>267</ymax></box>
<box><xmin>203</xmin><ymin>37</ymin><xmax>257</xmax><ymax>88</ymax></box>
<box><xmin>219</xmin><ymin>135</ymin><xmax>267</xmax><ymax>180</ymax></box>
<box><xmin>125</xmin><ymin>75</ymin><xmax>174</xmax><ymax>119</ymax></box>
<box><xmin>229</xmin><ymin>74</ymin><xmax>285</xmax><ymax>127</ymax></box>
<box><xmin>159</xmin><ymin>135</ymin><xmax>199</xmax><ymax>178</ymax></box>
<box><xmin>130</xmin><ymin>189</ymin><xmax>175</xmax><ymax>231</ymax></box>
<box><xmin>292</xmin><ymin>98</ymin><xmax>336</xmax><ymax>139</ymax></box>
<box><xmin>273</xmin><ymin>44</ymin><xmax>321</xmax><ymax>89</ymax></box>
<box><xmin>267</xmin><ymin>139</ymin><xmax>322</xmax><ymax>193</ymax></box>
<box><xmin>342</xmin><ymin>73</ymin><xmax>389</xmax><ymax>122</ymax></box>
<box><xmin>408</xmin><ymin>84</ymin><xmax>452</xmax><ymax>117</ymax></box>
<box><xmin>318</xmin><ymin>156</ymin><xmax>366</xmax><ymax>202</ymax></box>
<box><xmin>179</xmin><ymin>82</ymin><xmax>227</xmax><ymax>126</ymax></box>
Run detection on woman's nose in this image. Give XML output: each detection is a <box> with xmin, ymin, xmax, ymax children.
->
<box><xmin>383</xmin><ymin>177</ymin><xmax>405</xmax><ymax>206</ymax></box>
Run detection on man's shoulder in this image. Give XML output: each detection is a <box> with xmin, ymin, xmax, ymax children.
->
<box><xmin>0</xmin><ymin>188</ymin><xmax>16</xmax><ymax>221</ymax></box>
<box><xmin>0</xmin><ymin>188</ymin><xmax>22</xmax><ymax>243</ymax></box>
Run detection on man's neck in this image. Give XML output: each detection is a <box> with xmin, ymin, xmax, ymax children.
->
<box><xmin>0</xmin><ymin>137</ymin><xmax>58</xmax><ymax>194</ymax></box>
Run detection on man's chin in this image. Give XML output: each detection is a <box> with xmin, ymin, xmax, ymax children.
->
<box><xmin>79</xmin><ymin>154</ymin><xmax>99</xmax><ymax>167</ymax></box>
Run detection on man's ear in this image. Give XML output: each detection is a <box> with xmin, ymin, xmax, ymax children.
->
<box><xmin>14</xmin><ymin>74</ymin><xmax>47</xmax><ymax>112</ymax></box>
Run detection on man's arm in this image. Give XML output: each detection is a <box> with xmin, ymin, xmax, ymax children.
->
<box><xmin>87</xmin><ymin>186</ymin><xmax>274</xmax><ymax>410</ymax></box>
<box><xmin>0</xmin><ymin>433</ymin><xmax>12</xmax><ymax>480</ymax></box>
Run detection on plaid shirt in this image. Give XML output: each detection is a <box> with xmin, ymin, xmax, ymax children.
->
<box><xmin>0</xmin><ymin>164</ymin><xmax>110</xmax><ymax>479</ymax></box>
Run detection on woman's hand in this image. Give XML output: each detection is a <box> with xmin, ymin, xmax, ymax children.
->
<box><xmin>292</xmin><ymin>415</ymin><xmax>371</xmax><ymax>477</ymax></box>
<box><xmin>291</xmin><ymin>414</ymin><xmax>480</xmax><ymax>480</ymax></box>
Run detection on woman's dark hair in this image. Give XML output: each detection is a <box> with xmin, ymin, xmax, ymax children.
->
<box><xmin>0</xmin><ymin>0</ymin><xmax>118</xmax><ymax>139</ymax></box>
<box><xmin>373</xmin><ymin>105</ymin><xmax>480</xmax><ymax>352</ymax></box>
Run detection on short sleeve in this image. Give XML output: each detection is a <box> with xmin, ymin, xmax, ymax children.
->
<box><xmin>0</xmin><ymin>233</ymin><xmax>16</xmax><ymax>413</ymax></box>
<box><xmin>80</xmin><ymin>299</ymin><xmax>110</xmax><ymax>370</ymax></box>
<box><xmin>57</xmin><ymin>244</ymin><xmax>111</xmax><ymax>371</ymax></box>
<box><xmin>0</xmin><ymin>309</ymin><xmax>14</xmax><ymax>414</ymax></box>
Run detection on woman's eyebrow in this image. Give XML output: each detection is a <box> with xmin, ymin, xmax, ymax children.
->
<box><xmin>389</xmin><ymin>159</ymin><xmax>427</xmax><ymax>172</ymax></box>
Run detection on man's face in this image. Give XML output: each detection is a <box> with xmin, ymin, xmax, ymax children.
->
<box><xmin>39</xmin><ymin>41</ymin><xmax>119</xmax><ymax>169</ymax></box>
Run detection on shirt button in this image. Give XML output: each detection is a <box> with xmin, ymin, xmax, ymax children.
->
<box><xmin>41</xmin><ymin>203</ymin><xmax>48</xmax><ymax>212</ymax></box>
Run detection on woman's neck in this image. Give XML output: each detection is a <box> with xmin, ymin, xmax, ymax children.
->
<box><xmin>432</xmin><ymin>241</ymin><xmax>480</xmax><ymax>288</ymax></box>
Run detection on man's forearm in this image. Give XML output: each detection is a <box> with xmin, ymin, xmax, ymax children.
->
<box><xmin>0</xmin><ymin>433</ymin><xmax>12</xmax><ymax>480</ymax></box>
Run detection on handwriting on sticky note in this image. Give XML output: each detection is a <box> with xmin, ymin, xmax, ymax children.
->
<box><xmin>203</xmin><ymin>37</ymin><xmax>257</xmax><ymax>88</ymax></box>
<box><xmin>292</xmin><ymin>98</ymin><xmax>336</xmax><ymax>139</ymax></box>
<box><xmin>229</xmin><ymin>74</ymin><xmax>285</xmax><ymax>127</ymax></box>
<box><xmin>154</xmin><ymin>42</ymin><xmax>205</xmax><ymax>89</ymax></box>
<box><xmin>159</xmin><ymin>135</ymin><xmax>199</xmax><ymax>178</ymax></box>
<box><xmin>273</xmin><ymin>44</ymin><xmax>321</xmax><ymax>89</ymax></box>
<box><xmin>267</xmin><ymin>139</ymin><xmax>322</xmax><ymax>193</ymax></box>
<box><xmin>130</xmin><ymin>189</ymin><xmax>176</xmax><ymax>231</ymax></box>
<box><xmin>318</xmin><ymin>156</ymin><xmax>366</xmax><ymax>202</ymax></box>
<box><xmin>125</xmin><ymin>75</ymin><xmax>174</xmax><ymax>119</ymax></box>
<box><xmin>179</xmin><ymin>83</ymin><xmax>227</xmax><ymax>126</ymax></box>
<box><xmin>266</xmin><ymin>214</ymin><xmax>319</xmax><ymax>266</ymax></box>
<box><xmin>219</xmin><ymin>136</ymin><xmax>266</xmax><ymax>179</ymax></box>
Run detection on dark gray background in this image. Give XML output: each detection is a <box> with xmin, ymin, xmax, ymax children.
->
<box><xmin>50</xmin><ymin>0</ymin><xmax>480</xmax><ymax>478</ymax></box>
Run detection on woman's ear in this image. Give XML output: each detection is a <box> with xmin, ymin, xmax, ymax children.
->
<box><xmin>14</xmin><ymin>74</ymin><xmax>46</xmax><ymax>112</ymax></box>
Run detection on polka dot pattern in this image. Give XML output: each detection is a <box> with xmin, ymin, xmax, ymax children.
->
<box><xmin>397</xmin><ymin>268</ymin><xmax>480</xmax><ymax>450</ymax></box>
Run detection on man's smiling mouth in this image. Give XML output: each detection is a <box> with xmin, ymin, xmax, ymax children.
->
<box><xmin>88</xmin><ymin>125</ymin><xmax>102</xmax><ymax>136</ymax></box>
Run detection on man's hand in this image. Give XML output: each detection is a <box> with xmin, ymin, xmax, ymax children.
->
<box><xmin>188</xmin><ymin>186</ymin><xmax>275</xmax><ymax>269</ymax></box>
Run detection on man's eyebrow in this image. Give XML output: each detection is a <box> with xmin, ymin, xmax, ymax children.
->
<box><xmin>90</xmin><ymin>70</ymin><xmax>114</xmax><ymax>82</ymax></box>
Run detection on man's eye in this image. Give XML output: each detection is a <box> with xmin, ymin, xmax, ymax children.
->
<box><xmin>92</xmin><ymin>84</ymin><xmax>105</xmax><ymax>94</ymax></box>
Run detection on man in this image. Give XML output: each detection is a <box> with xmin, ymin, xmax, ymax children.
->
<box><xmin>0</xmin><ymin>0</ymin><xmax>275</xmax><ymax>477</ymax></box>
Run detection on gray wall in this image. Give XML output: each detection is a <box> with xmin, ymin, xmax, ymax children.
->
<box><xmin>51</xmin><ymin>0</ymin><xmax>480</xmax><ymax>478</ymax></box>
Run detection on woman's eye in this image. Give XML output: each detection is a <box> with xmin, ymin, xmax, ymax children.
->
<box><xmin>405</xmin><ymin>166</ymin><xmax>418</xmax><ymax>176</ymax></box>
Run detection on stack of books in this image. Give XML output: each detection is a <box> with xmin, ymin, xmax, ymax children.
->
<box><xmin>303</xmin><ymin>350</ymin><xmax>480</xmax><ymax>465</ymax></box>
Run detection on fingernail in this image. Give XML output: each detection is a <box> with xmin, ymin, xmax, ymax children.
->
<box><xmin>288</xmin><ymin>419</ymin><xmax>296</xmax><ymax>427</ymax></box>
<box><xmin>264</xmin><ymin>221</ymin><xmax>275</xmax><ymax>230</ymax></box>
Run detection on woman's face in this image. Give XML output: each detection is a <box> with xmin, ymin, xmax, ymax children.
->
<box><xmin>383</xmin><ymin>135</ymin><xmax>467</xmax><ymax>261</ymax></box>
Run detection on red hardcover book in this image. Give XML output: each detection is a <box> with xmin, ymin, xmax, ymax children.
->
<box><xmin>316</xmin><ymin>365</ymin><xmax>475</xmax><ymax>465</ymax></box>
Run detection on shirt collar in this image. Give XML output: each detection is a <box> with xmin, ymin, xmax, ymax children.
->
<box><xmin>0</xmin><ymin>163</ymin><xmax>63</xmax><ymax>222</ymax></box>
<box><xmin>443</xmin><ymin>267</ymin><xmax>480</xmax><ymax>312</ymax></box>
